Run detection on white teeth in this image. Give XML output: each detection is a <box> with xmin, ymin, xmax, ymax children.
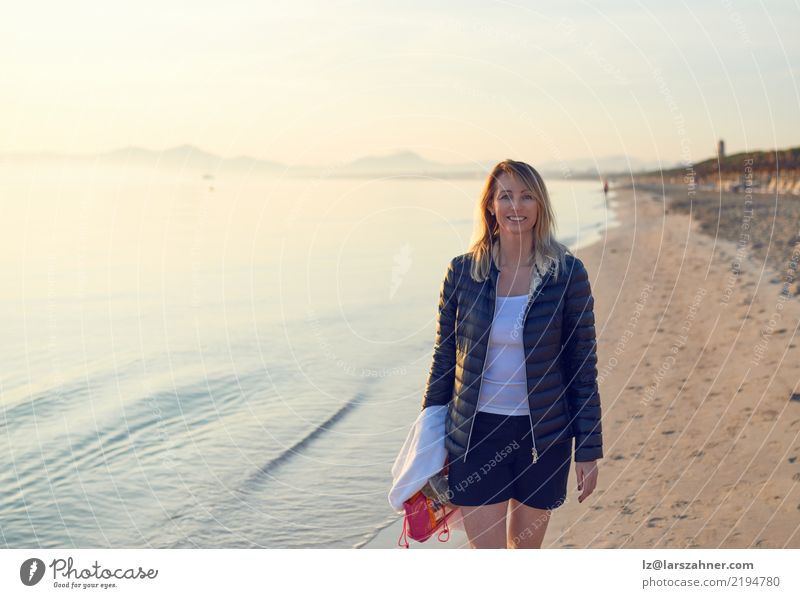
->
<box><xmin>507</xmin><ymin>216</ymin><xmax>526</xmax><ymax>221</ymax></box>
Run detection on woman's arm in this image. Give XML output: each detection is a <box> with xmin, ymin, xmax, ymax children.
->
<box><xmin>420</xmin><ymin>258</ymin><xmax>458</xmax><ymax>410</ymax></box>
<box><xmin>561</xmin><ymin>258</ymin><xmax>604</xmax><ymax>462</ymax></box>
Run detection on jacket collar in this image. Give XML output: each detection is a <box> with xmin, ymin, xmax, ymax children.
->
<box><xmin>489</xmin><ymin>251</ymin><xmax>500</xmax><ymax>286</ymax></box>
<box><xmin>488</xmin><ymin>243</ymin><xmax>556</xmax><ymax>296</ymax></box>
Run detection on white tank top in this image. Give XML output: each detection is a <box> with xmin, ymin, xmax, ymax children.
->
<box><xmin>476</xmin><ymin>293</ymin><xmax>530</xmax><ymax>416</ymax></box>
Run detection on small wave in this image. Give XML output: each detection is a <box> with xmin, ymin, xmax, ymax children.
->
<box><xmin>352</xmin><ymin>513</ymin><xmax>401</xmax><ymax>549</ymax></box>
<box><xmin>239</xmin><ymin>390</ymin><xmax>367</xmax><ymax>490</ymax></box>
<box><xmin>158</xmin><ymin>379</ymin><xmax>377</xmax><ymax>542</ymax></box>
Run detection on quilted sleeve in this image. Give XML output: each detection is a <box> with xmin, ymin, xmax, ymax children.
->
<box><xmin>420</xmin><ymin>258</ymin><xmax>458</xmax><ymax>409</ymax></box>
<box><xmin>561</xmin><ymin>258</ymin><xmax>604</xmax><ymax>462</ymax></box>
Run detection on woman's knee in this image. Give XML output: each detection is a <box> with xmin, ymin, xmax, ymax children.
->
<box><xmin>460</xmin><ymin>502</ymin><xmax>509</xmax><ymax>548</ymax></box>
<box><xmin>506</xmin><ymin>500</ymin><xmax>551</xmax><ymax>548</ymax></box>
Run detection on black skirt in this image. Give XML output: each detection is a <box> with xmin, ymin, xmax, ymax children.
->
<box><xmin>447</xmin><ymin>411</ymin><xmax>572</xmax><ymax>510</ymax></box>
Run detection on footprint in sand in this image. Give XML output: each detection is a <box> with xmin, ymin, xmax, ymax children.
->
<box><xmin>760</xmin><ymin>409</ymin><xmax>779</xmax><ymax>421</ymax></box>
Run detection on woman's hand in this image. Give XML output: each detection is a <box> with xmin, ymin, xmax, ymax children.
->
<box><xmin>575</xmin><ymin>460</ymin><xmax>598</xmax><ymax>503</ymax></box>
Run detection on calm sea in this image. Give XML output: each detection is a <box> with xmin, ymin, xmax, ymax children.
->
<box><xmin>0</xmin><ymin>161</ymin><xmax>617</xmax><ymax>548</ymax></box>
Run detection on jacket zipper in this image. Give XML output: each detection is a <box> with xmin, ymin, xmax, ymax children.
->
<box><xmin>463</xmin><ymin>283</ymin><xmax>496</xmax><ymax>464</ymax></box>
<box><xmin>522</xmin><ymin>293</ymin><xmax>539</xmax><ymax>464</ymax></box>
<box><xmin>463</xmin><ymin>269</ymin><xmax>551</xmax><ymax>464</ymax></box>
<box><xmin>520</xmin><ymin>270</ymin><xmax>550</xmax><ymax>464</ymax></box>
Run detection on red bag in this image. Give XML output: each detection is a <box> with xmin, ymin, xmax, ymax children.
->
<box><xmin>397</xmin><ymin>459</ymin><xmax>455</xmax><ymax>548</ymax></box>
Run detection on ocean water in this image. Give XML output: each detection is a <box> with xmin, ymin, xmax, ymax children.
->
<box><xmin>0</xmin><ymin>161</ymin><xmax>616</xmax><ymax>548</ymax></box>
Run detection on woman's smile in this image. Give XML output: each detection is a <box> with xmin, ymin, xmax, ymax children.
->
<box><xmin>492</xmin><ymin>171</ymin><xmax>539</xmax><ymax>235</ymax></box>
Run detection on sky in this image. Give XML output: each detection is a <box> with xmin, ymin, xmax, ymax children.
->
<box><xmin>2</xmin><ymin>0</ymin><xmax>799</xmax><ymax>167</ymax></box>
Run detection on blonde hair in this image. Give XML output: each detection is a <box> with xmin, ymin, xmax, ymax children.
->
<box><xmin>467</xmin><ymin>159</ymin><xmax>569</xmax><ymax>292</ymax></box>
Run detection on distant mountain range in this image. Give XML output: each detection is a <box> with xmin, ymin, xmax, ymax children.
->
<box><xmin>0</xmin><ymin>145</ymin><xmax>679</xmax><ymax>178</ymax></box>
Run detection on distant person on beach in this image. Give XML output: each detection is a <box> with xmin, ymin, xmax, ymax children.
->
<box><xmin>422</xmin><ymin>159</ymin><xmax>603</xmax><ymax>548</ymax></box>
<box><xmin>603</xmin><ymin>179</ymin><xmax>609</xmax><ymax>197</ymax></box>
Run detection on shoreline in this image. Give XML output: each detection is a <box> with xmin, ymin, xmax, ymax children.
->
<box><xmin>365</xmin><ymin>185</ymin><xmax>800</xmax><ymax>548</ymax></box>
<box><xmin>637</xmin><ymin>182</ymin><xmax>800</xmax><ymax>297</ymax></box>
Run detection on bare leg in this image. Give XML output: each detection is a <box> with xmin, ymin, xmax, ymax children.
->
<box><xmin>506</xmin><ymin>498</ymin><xmax>551</xmax><ymax>548</ymax></box>
<box><xmin>458</xmin><ymin>502</ymin><xmax>509</xmax><ymax>549</ymax></box>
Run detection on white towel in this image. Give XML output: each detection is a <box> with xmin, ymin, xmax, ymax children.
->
<box><xmin>388</xmin><ymin>405</ymin><xmax>464</xmax><ymax>533</ymax></box>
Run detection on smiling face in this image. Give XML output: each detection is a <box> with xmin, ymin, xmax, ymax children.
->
<box><xmin>490</xmin><ymin>171</ymin><xmax>538</xmax><ymax>236</ymax></box>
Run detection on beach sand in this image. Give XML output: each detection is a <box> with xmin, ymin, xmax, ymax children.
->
<box><xmin>366</xmin><ymin>185</ymin><xmax>800</xmax><ymax>548</ymax></box>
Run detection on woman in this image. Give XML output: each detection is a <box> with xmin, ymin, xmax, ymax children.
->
<box><xmin>421</xmin><ymin>159</ymin><xmax>603</xmax><ymax>549</ymax></box>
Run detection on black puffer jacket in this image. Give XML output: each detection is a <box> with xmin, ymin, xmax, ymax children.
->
<box><xmin>421</xmin><ymin>251</ymin><xmax>603</xmax><ymax>464</ymax></box>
